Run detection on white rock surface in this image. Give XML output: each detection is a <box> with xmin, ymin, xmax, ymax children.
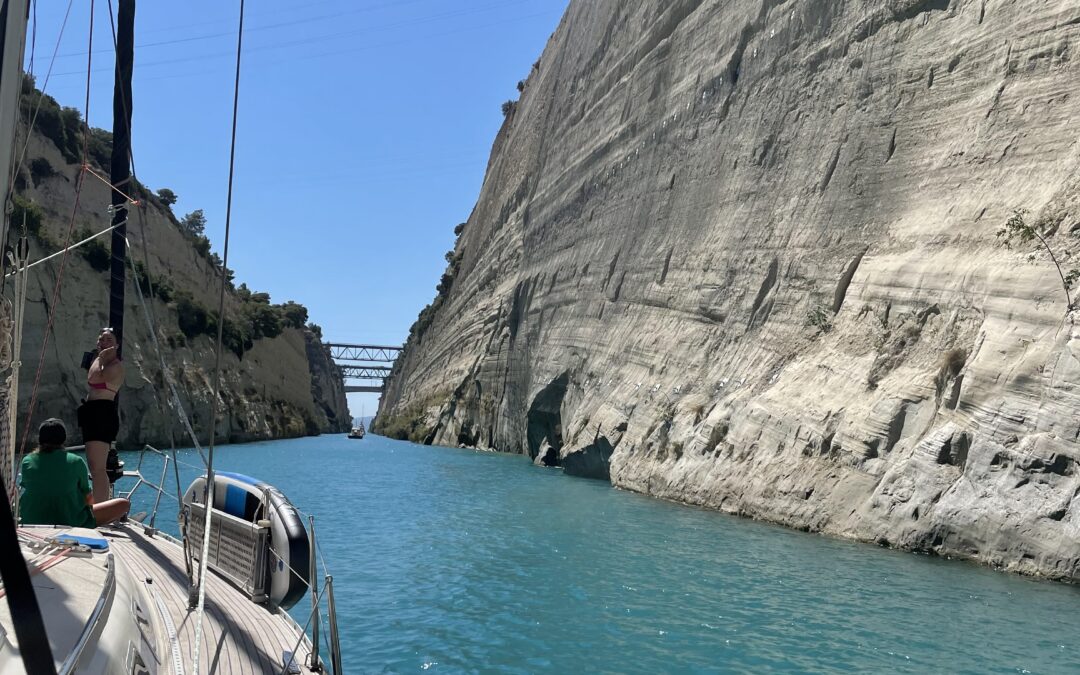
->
<box><xmin>379</xmin><ymin>0</ymin><xmax>1080</xmax><ymax>580</ymax></box>
<box><xmin>8</xmin><ymin>130</ymin><xmax>350</xmax><ymax>449</ymax></box>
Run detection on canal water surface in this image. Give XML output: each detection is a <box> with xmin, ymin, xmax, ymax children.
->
<box><xmin>124</xmin><ymin>433</ymin><xmax>1080</xmax><ymax>673</ymax></box>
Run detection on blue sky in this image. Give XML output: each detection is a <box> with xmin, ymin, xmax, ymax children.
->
<box><xmin>29</xmin><ymin>0</ymin><xmax>568</xmax><ymax>419</ymax></box>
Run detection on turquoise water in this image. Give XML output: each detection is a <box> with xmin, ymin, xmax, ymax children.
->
<box><xmin>120</xmin><ymin>434</ymin><xmax>1080</xmax><ymax>673</ymax></box>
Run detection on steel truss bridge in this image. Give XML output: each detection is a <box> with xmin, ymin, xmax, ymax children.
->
<box><xmin>325</xmin><ymin>343</ymin><xmax>402</xmax><ymax>393</ymax></box>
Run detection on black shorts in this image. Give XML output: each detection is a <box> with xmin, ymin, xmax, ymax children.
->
<box><xmin>78</xmin><ymin>399</ymin><xmax>120</xmax><ymax>444</ymax></box>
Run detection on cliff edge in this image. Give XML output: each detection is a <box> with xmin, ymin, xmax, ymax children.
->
<box><xmin>377</xmin><ymin>0</ymin><xmax>1080</xmax><ymax>581</ymax></box>
<box><xmin>8</xmin><ymin>97</ymin><xmax>350</xmax><ymax>447</ymax></box>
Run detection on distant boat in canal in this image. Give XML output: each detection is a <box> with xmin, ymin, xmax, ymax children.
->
<box><xmin>349</xmin><ymin>423</ymin><xmax>366</xmax><ymax>439</ymax></box>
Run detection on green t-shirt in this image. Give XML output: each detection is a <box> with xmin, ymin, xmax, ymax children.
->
<box><xmin>19</xmin><ymin>449</ymin><xmax>96</xmax><ymax>529</ymax></box>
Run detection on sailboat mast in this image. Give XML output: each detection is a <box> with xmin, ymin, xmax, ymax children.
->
<box><xmin>0</xmin><ymin>0</ymin><xmax>29</xmax><ymax>499</ymax></box>
<box><xmin>108</xmin><ymin>0</ymin><xmax>135</xmax><ymax>356</ymax></box>
<box><xmin>0</xmin><ymin>4</ymin><xmax>62</xmax><ymax>673</ymax></box>
<box><xmin>0</xmin><ymin>0</ymin><xmax>29</xmax><ymax>245</ymax></box>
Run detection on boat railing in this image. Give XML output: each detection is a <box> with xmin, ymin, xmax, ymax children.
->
<box><xmin>187</xmin><ymin>501</ymin><xmax>270</xmax><ymax>603</ymax></box>
<box><xmin>119</xmin><ymin>444</ymin><xmax>346</xmax><ymax>674</ymax></box>
<box><xmin>58</xmin><ymin>553</ymin><xmax>115</xmax><ymax>674</ymax></box>
<box><xmin>326</xmin><ymin>574</ymin><xmax>344</xmax><ymax>675</ymax></box>
<box><xmin>115</xmin><ymin>444</ymin><xmax>177</xmax><ymax>534</ymax></box>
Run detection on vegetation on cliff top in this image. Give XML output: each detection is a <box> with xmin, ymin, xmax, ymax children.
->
<box><xmin>381</xmin><ymin>221</ymin><xmax>467</xmax><ymax>396</ymax></box>
<box><xmin>14</xmin><ymin>75</ymin><xmax>320</xmax><ymax>359</ymax></box>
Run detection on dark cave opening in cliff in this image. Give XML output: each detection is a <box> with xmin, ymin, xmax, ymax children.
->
<box><xmin>527</xmin><ymin>372</ymin><xmax>569</xmax><ymax>466</ymax></box>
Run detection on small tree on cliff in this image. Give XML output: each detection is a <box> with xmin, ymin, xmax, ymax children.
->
<box><xmin>997</xmin><ymin>208</ymin><xmax>1080</xmax><ymax>312</ymax></box>
<box><xmin>180</xmin><ymin>209</ymin><xmax>206</xmax><ymax>237</ymax></box>
<box><xmin>156</xmin><ymin>188</ymin><xmax>178</xmax><ymax>208</ymax></box>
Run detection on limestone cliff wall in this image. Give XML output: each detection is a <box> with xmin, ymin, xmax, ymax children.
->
<box><xmin>9</xmin><ymin>131</ymin><xmax>350</xmax><ymax>448</ymax></box>
<box><xmin>378</xmin><ymin>0</ymin><xmax>1080</xmax><ymax>580</ymax></box>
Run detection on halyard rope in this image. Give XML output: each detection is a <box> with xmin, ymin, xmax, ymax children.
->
<box><xmin>192</xmin><ymin>1</ymin><xmax>245</xmax><ymax>670</ymax></box>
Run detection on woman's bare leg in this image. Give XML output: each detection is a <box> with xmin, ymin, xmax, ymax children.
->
<box><xmin>85</xmin><ymin>440</ymin><xmax>111</xmax><ymax>504</ymax></box>
<box><xmin>92</xmin><ymin>498</ymin><xmax>130</xmax><ymax>526</ymax></box>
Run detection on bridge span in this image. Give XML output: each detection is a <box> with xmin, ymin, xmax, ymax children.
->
<box><xmin>326</xmin><ymin>343</ymin><xmax>402</xmax><ymax>393</ymax></box>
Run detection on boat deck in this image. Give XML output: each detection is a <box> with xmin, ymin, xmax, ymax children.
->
<box><xmin>106</xmin><ymin>523</ymin><xmax>318</xmax><ymax>674</ymax></box>
<box><xmin>0</xmin><ymin>527</ymin><xmax>111</xmax><ymax>672</ymax></box>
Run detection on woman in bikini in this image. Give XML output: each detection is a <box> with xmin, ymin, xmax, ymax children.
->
<box><xmin>79</xmin><ymin>327</ymin><xmax>125</xmax><ymax>504</ymax></box>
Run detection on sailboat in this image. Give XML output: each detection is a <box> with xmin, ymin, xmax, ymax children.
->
<box><xmin>348</xmin><ymin>407</ymin><xmax>365</xmax><ymax>439</ymax></box>
<box><xmin>0</xmin><ymin>2</ymin><xmax>343</xmax><ymax>672</ymax></box>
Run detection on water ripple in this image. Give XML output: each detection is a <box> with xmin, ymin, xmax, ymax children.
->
<box><xmin>122</xmin><ymin>436</ymin><xmax>1080</xmax><ymax>673</ymax></box>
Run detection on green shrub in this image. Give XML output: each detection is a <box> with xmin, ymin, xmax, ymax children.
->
<box><xmin>805</xmin><ymin>304</ymin><xmax>832</xmax><ymax>333</ymax></box>
<box><xmin>997</xmin><ymin>207</ymin><xmax>1079</xmax><ymax>312</ymax></box>
<box><xmin>11</xmin><ymin>195</ymin><xmax>43</xmax><ymax>235</ymax></box>
<box><xmin>192</xmin><ymin>235</ymin><xmax>211</xmax><ymax>257</ymax></box>
<box><xmin>132</xmin><ymin>260</ymin><xmax>173</xmax><ymax>302</ymax></box>
<box><xmin>77</xmin><ymin>228</ymin><xmax>110</xmax><ymax>271</ymax></box>
<box><xmin>85</xmin><ymin>128</ymin><xmax>112</xmax><ymax>169</ymax></box>
<box><xmin>246</xmin><ymin>302</ymin><xmax>284</xmax><ymax>340</ymax></box>
<box><xmin>182</xmin><ymin>210</ymin><xmax>207</xmax><ymax>238</ymax></box>
<box><xmin>220</xmin><ymin>318</ymin><xmax>251</xmax><ymax>358</ymax></box>
<box><xmin>376</xmin><ymin>406</ymin><xmax>432</xmax><ymax>443</ymax></box>
<box><xmin>29</xmin><ymin>157</ymin><xmax>54</xmax><ymax>186</ymax></box>
<box><xmin>175</xmin><ymin>293</ymin><xmax>208</xmax><ymax>338</ymax></box>
<box><xmin>281</xmin><ymin>301</ymin><xmax>308</xmax><ymax>329</ymax></box>
<box><xmin>156</xmin><ymin>188</ymin><xmax>177</xmax><ymax>208</ymax></box>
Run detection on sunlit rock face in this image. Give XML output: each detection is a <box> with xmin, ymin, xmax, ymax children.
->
<box><xmin>378</xmin><ymin>0</ymin><xmax>1080</xmax><ymax>580</ymax></box>
<box><xmin>14</xmin><ymin>130</ymin><xmax>350</xmax><ymax>448</ymax></box>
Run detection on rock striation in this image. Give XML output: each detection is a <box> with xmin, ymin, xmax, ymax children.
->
<box><xmin>9</xmin><ymin>128</ymin><xmax>350</xmax><ymax>449</ymax></box>
<box><xmin>377</xmin><ymin>0</ymin><xmax>1080</xmax><ymax>581</ymax></box>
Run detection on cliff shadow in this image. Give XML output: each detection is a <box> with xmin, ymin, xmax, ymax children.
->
<box><xmin>527</xmin><ymin>372</ymin><xmax>569</xmax><ymax>466</ymax></box>
<box><xmin>563</xmin><ymin>432</ymin><xmax>615</xmax><ymax>481</ymax></box>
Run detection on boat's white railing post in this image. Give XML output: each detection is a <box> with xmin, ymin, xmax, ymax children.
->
<box><xmin>115</xmin><ymin>445</ymin><xmax>182</xmax><ymax>535</ymax></box>
<box><xmin>147</xmin><ymin>451</ymin><xmax>171</xmax><ymax>532</ymax></box>
<box><xmin>326</xmin><ymin>575</ymin><xmax>344</xmax><ymax>675</ymax></box>
<box><xmin>308</xmin><ymin>515</ymin><xmax>322</xmax><ymax>671</ymax></box>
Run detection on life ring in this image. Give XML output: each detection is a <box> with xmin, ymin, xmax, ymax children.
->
<box><xmin>182</xmin><ymin>471</ymin><xmax>310</xmax><ymax>610</ymax></box>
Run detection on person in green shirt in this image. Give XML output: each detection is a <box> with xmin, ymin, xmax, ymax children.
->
<box><xmin>19</xmin><ymin>418</ymin><xmax>129</xmax><ymax>528</ymax></box>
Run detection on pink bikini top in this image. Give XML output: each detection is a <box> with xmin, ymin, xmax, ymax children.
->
<box><xmin>89</xmin><ymin>379</ymin><xmax>119</xmax><ymax>393</ymax></box>
<box><xmin>88</xmin><ymin>357</ymin><xmax>121</xmax><ymax>392</ymax></box>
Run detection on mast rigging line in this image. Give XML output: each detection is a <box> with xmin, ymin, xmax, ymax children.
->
<box><xmin>82</xmin><ymin>162</ymin><xmax>140</xmax><ymax>204</ymax></box>
<box><xmin>2</xmin><ymin>218</ymin><xmax>121</xmax><ymax>278</ymax></box>
<box><xmin>53</xmin><ymin>0</ymin><xmax>437</xmax><ymax>62</ymax></box>
<box><xmin>0</xmin><ymin>162</ymin><xmax>141</xmax><ymax>281</ymax></box>
<box><xmin>192</xmin><ymin>0</ymin><xmax>244</xmax><ymax>669</ymax></box>
<box><xmin>80</xmin><ymin>0</ymin><xmax>94</xmax><ymax>164</ymax></box>
<box><xmin>122</xmin><ymin>229</ymin><xmax>204</xmax><ymax>453</ymax></box>
<box><xmin>47</xmin><ymin>0</ymin><xmax>549</xmax><ymax>79</ymax></box>
<box><xmin>13</xmin><ymin>1</ymin><xmax>97</xmax><ymax>478</ymax></box>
